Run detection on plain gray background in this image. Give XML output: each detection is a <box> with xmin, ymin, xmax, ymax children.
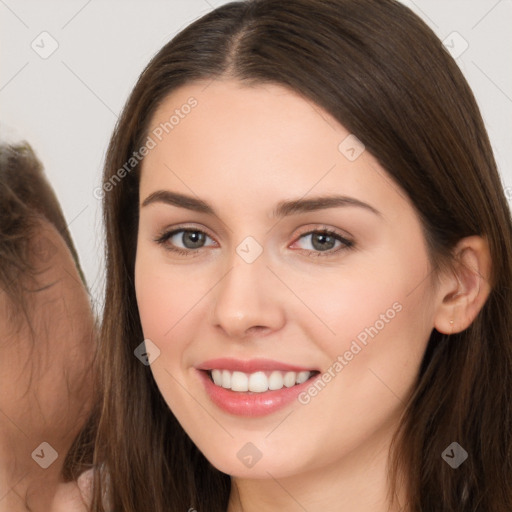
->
<box><xmin>1</xmin><ymin>0</ymin><xmax>511</xmax><ymax>312</ymax></box>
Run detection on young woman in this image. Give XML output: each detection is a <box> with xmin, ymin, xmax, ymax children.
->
<box><xmin>73</xmin><ymin>0</ymin><xmax>512</xmax><ymax>510</ymax></box>
<box><xmin>0</xmin><ymin>142</ymin><xmax>96</xmax><ymax>511</ymax></box>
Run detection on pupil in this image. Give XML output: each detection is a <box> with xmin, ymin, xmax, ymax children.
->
<box><xmin>312</xmin><ymin>233</ymin><xmax>335</xmax><ymax>251</ymax></box>
<box><xmin>183</xmin><ymin>231</ymin><xmax>205</xmax><ymax>249</ymax></box>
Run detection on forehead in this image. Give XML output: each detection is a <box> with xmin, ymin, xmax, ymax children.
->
<box><xmin>146</xmin><ymin>79</ymin><xmax>344</xmax><ymax>165</ymax></box>
<box><xmin>139</xmin><ymin>79</ymin><xmax>410</xmax><ymax>223</ymax></box>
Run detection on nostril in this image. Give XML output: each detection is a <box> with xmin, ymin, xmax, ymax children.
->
<box><xmin>246</xmin><ymin>325</ymin><xmax>269</xmax><ymax>335</ymax></box>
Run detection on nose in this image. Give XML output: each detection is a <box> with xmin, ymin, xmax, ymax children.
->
<box><xmin>211</xmin><ymin>252</ymin><xmax>286</xmax><ymax>339</ymax></box>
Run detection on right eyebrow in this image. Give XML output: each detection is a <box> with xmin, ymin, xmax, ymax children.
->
<box><xmin>141</xmin><ymin>190</ymin><xmax>213</xmax><ymax>214</ymax></box>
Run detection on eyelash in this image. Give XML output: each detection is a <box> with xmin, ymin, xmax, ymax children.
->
<box><xmin>154</xmin><ymin>225</ymin><xmax>355</xmax><ymax>258</ymax></box>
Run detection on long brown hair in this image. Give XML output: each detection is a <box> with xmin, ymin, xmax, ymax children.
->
<box><xmin>91</xmin><ymin>0</ymin><xmax>512</xmax><ymax>510</ymax></box>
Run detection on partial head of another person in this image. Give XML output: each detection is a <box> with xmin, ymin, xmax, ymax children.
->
<box><xmin>0</xmin><ymin>142</ymin><xmax>96</xmax><ymax>512</ymax></box>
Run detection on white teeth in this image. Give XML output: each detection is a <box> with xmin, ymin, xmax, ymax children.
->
<box><xmin>248</xmin><ymin>371</ymin><xmax>268</xmax><ymax>392</ymax></box>
<box><xmin>283</xmin><ymin>371</ymin><xmax>296</xmax><ymax>388</ymax></box>
<box><xmin>208</xmin><ymin>369</ymin><xmax>315</xmax><ymax>392</ymax></box>
<box><xmin>211</xmin><ymin>369</ymin><xmax>223</xmax><ymax>386</ymax></box>
<box><xmin>231</xmin><ymin>371</ymin><xmax>249</xmax><ymax>391</ymax></box>
<box><xmin>221</xmin><ymin>369</ymin><xmax>231</xmax><ymax>389</ymax></box>
<box><xmin>296</xmin><ymin>370</ymin><xmax>310</xmax><ymax>384</ymax></box>
<box><xmin>268</xmin><ymin>371</ymin><xmax>284</xmax><ymax>390</ymax></box>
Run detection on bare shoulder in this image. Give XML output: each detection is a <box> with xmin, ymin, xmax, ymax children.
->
<box><xmin>51</xmin><ymin>470</ymin><xmax>93</xmax><ymax>512</ymax></box>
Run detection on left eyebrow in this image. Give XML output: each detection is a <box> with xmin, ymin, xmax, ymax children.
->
<box><xmin>272</xmin><ymin>194</ymin><xmax>382</xmax><ymax>219</ymax></box>
<box><xmin>140</xmin><ymin>190</ymin><xmax>382</xmax><ymax>218</ymax></box>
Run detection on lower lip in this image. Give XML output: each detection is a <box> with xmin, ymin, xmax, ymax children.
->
<box><xmin>197</xmin><ymin>369</ymin><xmax>316</xmax><ymax>417</ymax></box>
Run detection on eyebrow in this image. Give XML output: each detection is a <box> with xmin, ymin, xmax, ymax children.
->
<box><xmin>141</xmin><ymin>190</ymin><xmax>382</xmax><ymax>218</ymax></box>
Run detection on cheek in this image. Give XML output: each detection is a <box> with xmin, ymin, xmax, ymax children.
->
<box><xmin>135</xmin><ymin>242</ymin><xmax>177</xmax><ymax>333</ymax></box>
<box><xmin>294</xmin><ymin>246</ymin><xmax>435</xmax><ymax>406</ymax></box>
<box><xmin>134</xmin><ymin>249</ymin><xmax>213</xmax><ymax>361</ymax></box>
<box><xmin>293</xmin><ymin>264</ymin><xmax>418</xmax><ymax>331</ymax></box>
<box><xmin>135</xmin><ymin>252</ymin><xmax>196</xmax><ymax>414</ymax></box>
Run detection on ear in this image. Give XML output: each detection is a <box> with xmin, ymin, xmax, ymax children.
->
<box><xmin>433</xmin><ymin>235</ymin><xmax>492</xmax><ymax>335</ymax></box>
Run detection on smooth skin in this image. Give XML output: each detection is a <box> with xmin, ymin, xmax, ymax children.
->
<box><xmin>132</xmin><ymin>79</ymin><xmax>490</xmax><ymax>512</ymax></box>
<box><xmin>0</xmin><ymin>220</ymin><xmax>95</xmax><ymax>512</ymax></box>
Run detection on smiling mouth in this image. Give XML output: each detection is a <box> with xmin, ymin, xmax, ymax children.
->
<box><xmin>205</xmin><ymin>369</ymin><xmax>320</xmax><ymax>393</ymax></box>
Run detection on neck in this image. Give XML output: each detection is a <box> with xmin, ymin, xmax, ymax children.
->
<box><xmin>226</xmin><ymin>421</ymin><xmax>408</xmax><ymax>512</ymax></box>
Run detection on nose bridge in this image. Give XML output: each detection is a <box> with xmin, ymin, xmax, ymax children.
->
<box><xmin>212</xmin><ymin>241</ymin><xmax>285</xmax><ymax>337</ymax></box>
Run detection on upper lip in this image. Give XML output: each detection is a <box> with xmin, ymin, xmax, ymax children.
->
<box><xmin>196</xmin><ymin>357</ymin><xmax>318</xmax><ymax>373</ymax></box>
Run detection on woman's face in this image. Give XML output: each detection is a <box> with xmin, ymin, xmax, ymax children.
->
<box><xmin>135</xmin><ymin>79</ymin><xmax>440</xmax><ymax>479</ymax></box>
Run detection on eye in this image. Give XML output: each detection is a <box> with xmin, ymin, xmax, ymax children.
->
<box><xmin>291</xmin><ymin>228</ymin><xmax>354</xmax><ymax>257</ymax></box>
<box><xmin>154</xmin><ymin>226</ymin><xmax>354</xmax><ymax>258</ymax></box>
<box><xmin>154</xmin><ymin>228</ymin><xmax>216</xmax><ymax>256</ymax></box>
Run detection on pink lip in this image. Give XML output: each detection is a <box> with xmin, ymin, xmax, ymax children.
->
<box><xmin>196</xmin><ymin>357</ymin><xmax>317</xmax><ymax>373</ymax></box>
<box><xmin>194</xmin><ymin>358</ymin><xmax>320</xmax><ymax>417</ymax></box>
<box><xmin>196</xmin><ymin>369</ymin><xmax>318</xmax><ymax>417</ymax></box>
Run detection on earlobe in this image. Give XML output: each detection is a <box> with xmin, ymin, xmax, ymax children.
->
<box><xmin>433</xmin><ymin>236</ymin><xmax>492</xmax><ymax>335</ymax></box>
